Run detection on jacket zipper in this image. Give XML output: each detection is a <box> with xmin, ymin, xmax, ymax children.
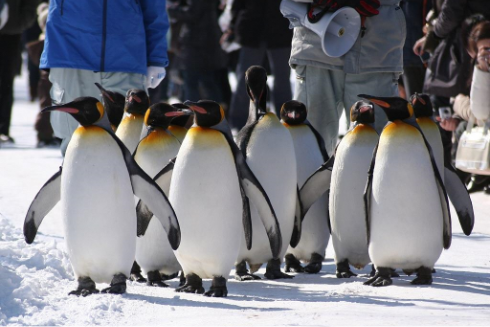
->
<box><xmin>100</xmin><ymin>0</ymin><xmax>107</xmax><ymax>71</ymax></box>
<box><xmin>60</xmin><ymin>0</ymin><xmax>65</xmax><ymax>15</ymax></box>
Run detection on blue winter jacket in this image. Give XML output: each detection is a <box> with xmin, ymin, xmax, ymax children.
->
<box><xmin>40</xmin><ymin>0</ymin><xmax>169</xmax><ymax>75</ymax></box>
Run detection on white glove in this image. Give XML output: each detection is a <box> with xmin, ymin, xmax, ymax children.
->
<box><xmin>146</xmin><ymin>66</ymin><xmax>166</xmax><ymax>89</ymax></box>
<box><xmin>0</xmin><ymin>3</ymin><xmax>9</xmax><ymax>31</ymax></box>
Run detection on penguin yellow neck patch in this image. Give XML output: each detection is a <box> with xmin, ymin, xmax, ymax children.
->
<box><xmin>96</xmin><ymin>102</ymin><xmax>105</xmax><ymax>121</ymax></box>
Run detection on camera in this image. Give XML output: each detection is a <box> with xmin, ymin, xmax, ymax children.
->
<box><xmin>438</xmin><ymin>106</ymin><xmax>452</xmax><ymax>120</ymax></box>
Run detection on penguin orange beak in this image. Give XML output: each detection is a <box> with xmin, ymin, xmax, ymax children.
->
<box><xmin>129</xmin><ymin>94</ymin><xmax>142</xmax><ymax>103</ymax></box>
<box><xmin>41</xmin><ymin>105</ymin><xmax>79</xmax><ymax>114</ymax></box>
<box><xmin>359</xmin><ymin>105</ymin><xmax>372</xmax><ymax>113</ymax></box>
<box><xmin>185</xmin><ymin>104</ymin><xmax>207</xmax><ymax>114</ymax></box>
<box><xmin>165</xmin><ymin>109</ymin><xmax>193</xmax><ymax>117</ymax></box>
<box><xmin>412</xmin><ymin>95</ymin><xmax>426</xmax><ymax>106</ymax></box>
<box><xmin>358</xmin><ymin>94</ymin><xmax>390</xmax><ymax>108</ymax></box>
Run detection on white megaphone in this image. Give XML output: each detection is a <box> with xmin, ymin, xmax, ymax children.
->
<box><xmin>280</xmin><ymin>0</ymin><xmax>361</xmax><ymax>58</ymax></box>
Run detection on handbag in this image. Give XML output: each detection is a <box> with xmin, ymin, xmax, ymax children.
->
<box><xmin>423</xmin><ymin>28</ymin><xmax>472</xmax><ymax>98</ymax></box>
<box><xmin>455</xmin><ymin>115</ymin><xmax>490</xmax><ymax>176</ymax></box>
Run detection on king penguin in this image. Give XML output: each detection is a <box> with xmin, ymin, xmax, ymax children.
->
<box><xmin>95</xmin><ymin>83</ymin><xmax>125</xmax><ymax>131</ymax></box>
<box><xmin>116</xmin><ymin>89</ymin><xmax>150</xmax><ymax>154</ymax></box>
<box><xmin>155</xmin><ymin>100</ymin><xmax>281</xmax><ymax>297</ymax></box>
<box><xmin>359</xmin><ymin>94</ymin><xmax>452</xmax><ymax>287</ymax></box>
<box><xmin>24</xmin><ymin>97</ymin><xmax>181</xmax><ymax>296</ymax></box>
<box><xmin>133</xmin><ymin>103</ymin><xmax>193</xmax><ymax>287</ymax></box>
<box><xmin>279</xmin><ymin>100</ymin><xmax>330</xmax><ymax>274</ymax></box>
<box><xmin>234</xmin><ymin>66</ymin><xmax>300</xmax><ymax>280</ymax></box>
<box><xmin>411</xmin><ymin>93</ymin><xmax>474</xmax><ymax>236</ymax></box>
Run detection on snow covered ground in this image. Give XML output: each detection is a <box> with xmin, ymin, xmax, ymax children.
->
<box><xmin>1</xmin><ymin>70</ymin><xmax>490</xmax><ymax>326</ymax></box>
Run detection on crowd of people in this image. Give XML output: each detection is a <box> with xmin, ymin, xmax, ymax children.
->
<box><xmin>1</xmin><ymin>0</ymin><xmax>489</xmax><ymax>190</ymax></box>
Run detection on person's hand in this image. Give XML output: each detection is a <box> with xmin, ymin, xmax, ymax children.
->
<box><xmin>436</xmin><ymin>116</ymin><xmax>460</xmax><ymax>132</ymax></box>
<box><xmin>146</xmin><ymin>66</ymin><xmax>166</xmax><ymax>89</ymax></box>
<box><xmin>413</xmin><ymin>36</ymin><xmax>426</xmax><ymax>56</ymax></box>
<box><xmin>476</xmin><ymin>47</ymin><xmax>490</xmax><ymax>72</ymax></box>
<box><xmin>335</xmin><ymin>0</ymin><xmax>380</xmax><ymax>17</ymax></box>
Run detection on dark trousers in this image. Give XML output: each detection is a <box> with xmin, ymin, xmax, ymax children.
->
<box><xmin>228</xmin><ymin>44</ymin><xmax>292</xmax><ymax>130</ymax></box>
<box><xmin>0</xmin><ymin>34</ymin><xmax>22</xmax><ymax>136</ymax></box>
<box><xmin>183</xmin><ymin>69</ymin><xmax>224</xmax><ymax>104</ymax></box>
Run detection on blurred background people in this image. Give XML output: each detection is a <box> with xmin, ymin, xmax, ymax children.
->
<box><xmin>0</xmin><ymin>0</ymin><xmax>40</xmax><ymax>144</ymax></box>
<box><xmin>225</xmin><ymin>0</ymin><xmax>293</xmax><ymax>132</ymax></box>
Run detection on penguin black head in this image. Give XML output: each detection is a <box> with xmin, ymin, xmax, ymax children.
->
<box><xmin>125</xmin><ymin>89</ymin><xmax>150</xmax><ymax>115</ymax></box>
<box><xmin>410</xmin><ymin>93</ymin><xmax>433</xmax><ymax>118</ymax></box>
<box><xmin>170</xmin><ymin>103</ymin><xmax>194</xmax><ymax>128</ymax></box>
<box><xmin>144</xmin><ymin>102</ymin><xmax>193</xmax><ymax>130</ymax></box>
<box><xmin>95</xmin><ymin>83</ymin><xmax>125</xmax><ymax>129</ymax></box>
<box><xmin>357</xmin><ymin>94</ymin><xmax>413</xmax><ymax>121</ymax></box>
<box><xmin>245</xmin><ymin>65</ymin><xmax>268</xmax><ymax>119</ymax></box>
<box><xmin>184</xmin><ymin>100</ymin><xmax>224</xmax><ymax>128</ymax></box>
<box><xmin>280</xmin><ymin>100</ymin><xmax>307</xmax><ymax>125</ymax></box>
<box><xmin>42</xmin><ymin>97</ymin><xmax>104</xmax><ymax>126</ymax></box>
<box><xmin>350</xmin><ymin>100</ymin><xmax>375</xmax><ymax>124</ymax></box>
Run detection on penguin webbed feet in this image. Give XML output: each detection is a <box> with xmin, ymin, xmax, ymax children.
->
<box><xmin>285</xmin><ymin>254</ymin><xmax>304</xmax><ymax>273</ymax></box>
<box><xmin>336</xmin><ymin>259</ymin><xmax>357</xmax><ymax>278</ymax></box>
<box><xmin>234</xmin><ymin>260</ymin><xmax>262</xmax><ymax>281</ymax></box>
<box><xmin>69</xmin><ymin>276</ymin><xmax>99</xmax><ymax>297</ymax></box>
<box><xmin>304</xmin><ymin>253</ymin><xmax>324</xmax><ymax>274</ymax></box>
<box><xmin>411</xmin><ymin>266</ymin><xmax>433</xmax><ymax>285</ymax></box>
<box><xmin>204</xmin><ymin>276</ymin><xmax>228</xmax><ymax>297</ymax></box>
<box><xmin>264</xmin><ymin>258</ymin><xmax>294</xmax><ymax>280</ymax></box>
<box><xmin>146</xmin><ymin>270</ymin><xmax>169</xmax><ymax>288</ymax></box>
<box><xmin>129</xmin><ymin>261</ymin><xmax>147</xmax><ymax>283</ymax></box>
<box><xmin>101</xmin><ymin>273</ymin><xmax>127</xmax><ymax>294</ymax></box>
<box><xmin>363</xmin><ymin>267</ymin><xmax>393</xmax><ymax>287</ymax></box>
<box><xmin>176</xmin><ymin>273</ymin><xmax>205</xmax><ymax>294</ymax></box>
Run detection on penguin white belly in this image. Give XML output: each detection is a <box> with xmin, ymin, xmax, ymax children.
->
<box><xmin>62</xmin><ymin>126</ymin><xmax>136</xmax><ymax>284</ymax></box>
<box><xmin>330</xmin><ymin>126</ymin><xmax>378</xmax><ymax>269</ymax></box>
<box><xmin>369</xmin><ymin>123</ymin><xmax>443</xmax><ymax>270</ymax></box>
<box><xmin>134</xmin><ymin>131</ymin><xmax>181</xmax><ymax>274</ymax></box>
<box><xmin>238</xmin><ymin>114</ymin><xmax>297</xmax><ymax>264</ymax></box>
<box><xmin>171</xmin><ymin>128</ymin><xmax>242</xmax><ymax>278</ymax></box>
<box><xmin>116</xmin><ymin>114</ymin><xmax>145</xmax><ymax>154</ymax></box>
<box><xmin>417</xmin><ymin>118</ymin><xmax>444</xmax><ymax>179</ymax></box>
<box><xmin>286</xmin><ymin>125</ymin><xmax>329</xmax><ymax>260</ymax></box>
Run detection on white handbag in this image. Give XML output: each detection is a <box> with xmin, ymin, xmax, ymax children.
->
<box><xmin>455</xmin><ymin>115</ymin><xmax>490</xmax><ymax>175</ymax></box>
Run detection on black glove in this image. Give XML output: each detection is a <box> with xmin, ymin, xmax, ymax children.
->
<box><xmin>335</xmin><ymin>0</ymin><xmax>380</xmax><ymax>17</ymax></box>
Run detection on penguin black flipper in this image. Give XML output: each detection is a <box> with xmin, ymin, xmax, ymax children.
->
<box><xmin>24</xmin><ymin>167</ymin><xmax>62</xmax><ymax>244</ymax></box>
<box><xmin>408</xmin><ymin>120</ymin><xmax>452</xmax><ymax>248</ymax></box>
<box><xmin>107</xmin><ymin>132</ymin><xmax>181</xmax><ymax>250</ymax></box>
<box><xmin>444</xmin><ymin>165</ymin><xmax>474</xmax><ymax>236</ymax></box>
<box><xmin>305</xmin><ymin>120</ymin><xmax>329</xmax><ymax>161</ymax></box>
<box><xmin>299</xmin><ymin>154</ymin><xmax>335</xmax><ymax>218</ymax></box>
<box><xmin>219</xmin><ymin>130</ymin><xmax>282</xmax><ymax>258</ymax></box>
<box><xmin>290</xmin><ymin>186</ymin><xmax>303</xmax><ymax>248</ymax></box>
<box><xmin>136</xmin><ymin>158</ymin><xmax>176</xmax><ymax>237</ymax></box>
<box><xmin>364</xmin><ymin>143</ymin><xmax>378</xmax><ymax>246</ymax></box>
<box><xmin>235</xmin><ymin>121</ymin><xmax>259</xmax><ymax>157</ymax></box>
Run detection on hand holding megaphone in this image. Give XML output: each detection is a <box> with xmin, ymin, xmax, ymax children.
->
<box><xmin>280</xmin><ymin>0</ymin><xmax>363</xmax><ymax>58</ymax></box>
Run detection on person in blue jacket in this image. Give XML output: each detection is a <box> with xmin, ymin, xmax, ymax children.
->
<box><xmin>40</xmin><ymin>0</ymin><xmax>169</xmax><ymax>155</ymax></box>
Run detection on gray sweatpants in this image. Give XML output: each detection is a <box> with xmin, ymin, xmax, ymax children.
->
<box><xmin>293</xmin><ymin>65</ymin><xmax>400</xmax><ymax>156</ymax></box>
<box><xmin>49</xmin><ymin>68</ymin><xmax>146</xmax><ymax>155</ymax></box>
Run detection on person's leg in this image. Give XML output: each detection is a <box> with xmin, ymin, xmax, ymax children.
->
<box><xmin>402</xmin><ymin>66</ymin><xmax>426</xmax><ymax>99</ymax></box>
<box><xmin>344</xmin><ymin>72</ymin><xmax>399</xmax><ymax>134</ymax></box>
<box><xmin>266</xmin><ymin>47</ymin><xmax>292</xmax><ymax>116</ymax></box>
<box><xmin>49</xmin><ymin>69</ymin><xmax>102</xmax><ymax>154</ymax></box>
<box><xmin>198</xmin><ymin>70</ymin><xmax>224</xmax><ymax>104</ymax></box>
<box><xmin>293</xmin><ymin>65</ymin><xmax>345</xmax><ymax>156</ymax></box>
<box><xmin>35</xmin><ymin>70</ymin><xmax>55</xmax><ymax>145</ymax></box>
<box><xmin>0</xmin><ymin>34</ymin><xmax>22</xmax><ymax>139</ymax></box>
<box><xmin>182</xmin><ymin>69</ymin><xmax>202</xmax><ymax>102</ymax></box>
<box><xmin>229</xmin><ymin>45</ymin><xmax>267</xmax><ymax>130</ymax></box>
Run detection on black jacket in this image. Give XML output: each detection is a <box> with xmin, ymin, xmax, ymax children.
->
<box><xmin>168</xmin><ymin>0</ymin><xmax>226</xmax><ymax>71</ymax></box>
<box><xmin>0</xmin><ymin>0</ymin><xmax>39</xmax><ymax>35</ymax></box>
<box><xmin>434</xmin><ymin>0</ymin><xmax>490</xmax><ymax>39</ymax></box>
<box><xmin>230</xmin><ymin>0</ymin><xmax>293</xmax><ymax>49</ymax></box>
